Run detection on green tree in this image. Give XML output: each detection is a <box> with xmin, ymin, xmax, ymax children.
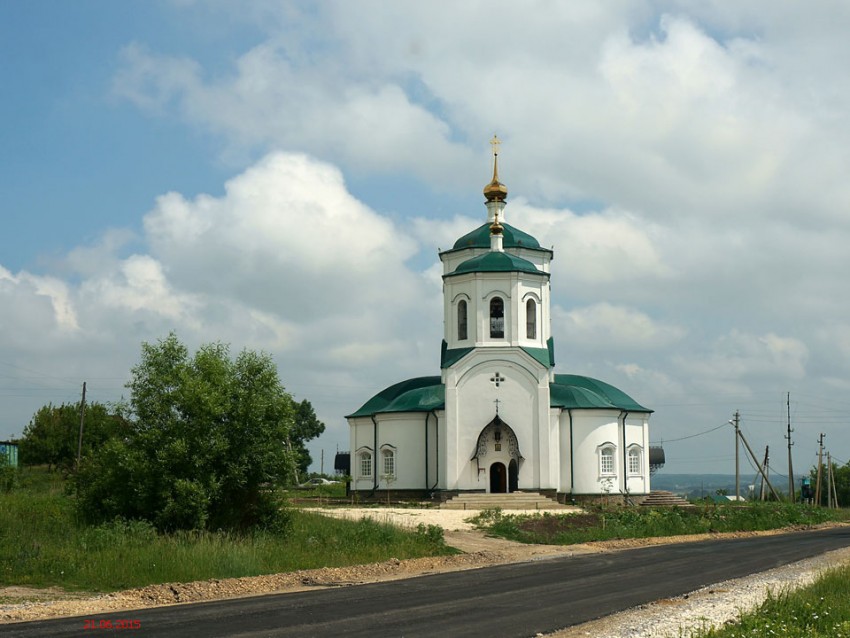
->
<box><xmin>72</xmin><ymin>334</ymin><xmax>296</xmax><ymax>532</ymax></box>
<box><xmin>19</xmin><ymin>402</ymin><xmax>128</xmax><ymax>470</ymax></box>
<box><xmin>0</xmin><ymin>453</ymin><xmax>15</xmax><ymax>492</ymax></box>
<box><xmin>810</xmin><ymin>461</ymin><xmax>850</xmax><ymax>507</ymax></box>
<box><xmin>290</xmin><ymin>399</ymin><xmax>325</xmax><ymax>477</ymax></box>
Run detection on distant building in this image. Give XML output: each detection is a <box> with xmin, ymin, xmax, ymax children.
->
<box><xmin>347</xmin><ymin>142</ymin><xmax>653</xmax><ymax>501</ymax></box>
<box><xmin>0</xmin><ymin>441</ymin><xmax>18</xmax><ymax>468</ymax></box>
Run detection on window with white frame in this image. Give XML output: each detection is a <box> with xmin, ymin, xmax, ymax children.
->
<box><xmin>628</xmin><ymin>447</ymin><xmax>641</xmax><ymax>475</ymax></box>
<box><xmin>599</xmin><ymin>445</ymin><xmax>615</xmax><ymax>475</ymax></box>
<box><xmin>458</xmin><ymin>300</ymin><xmax>468</xmax><ymax>341</ymax></box>
<box><xmin>526</xmin><ymin>299</ymin><xmax>537</xmax><ymax>339</ymax></box>
<box><xmin>381</xmin><ymin>448</ymin><xmax>395</xmax><ymax>477</ymax></box>
<box><xmin>359</xmin><ymin>451</ymin><xmax>372</xmax><ymax>478</ymax></box>
<box><xmin>490</xmin><ymin>297</ymin><xmax>505</xmax><ymax>338</ymax></box>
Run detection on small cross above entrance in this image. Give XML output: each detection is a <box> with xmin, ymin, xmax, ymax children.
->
<box><xmin>494</xmin><ymin>398</ymin><xmax>501</xmax><ymax>415</ymax></box>
<box><xmin>490</xmin><ymin>372</ymin><xmax>505</xmax><ymax>388</ymax></box>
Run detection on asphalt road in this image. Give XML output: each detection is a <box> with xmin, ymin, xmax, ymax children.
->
<box><xmin>7</xmin><ymin>527</ymin><xmax>850</xmax><ymax>638</ymax></box>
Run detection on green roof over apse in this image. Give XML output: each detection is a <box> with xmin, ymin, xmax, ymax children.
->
<box><xmin>451</xmin><ymin>222</ymin><xmax>546</xmax><ymax>252</ymax></box>
<box><xmin>346</xmin><ymin>376</ymin><xmax>444</xmax><ymax>418</ymax></box>
<box><xmin>445</xmin><ymin>251</ymin><xmax>548</xmax><ymax>279</ymax></box>
<box><xmin>347</xmin><ymin>372</ymin><xmax>650</xmax><ymax>419</ymax></box>
<box><xmin>550</xmin><ymin>374</ymin><xmax>652</xmax><ymax>413</ymax></box>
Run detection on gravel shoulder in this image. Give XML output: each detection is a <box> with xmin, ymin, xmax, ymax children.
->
<box><xmin>548</xmin><ymin>544</ymin><xmax>850</xmax><ymax>638</ymax></box>
<box><xmin>2</xmin><ymin>508</ymin><xmax>848</xmax><ymax>633</ymax></box>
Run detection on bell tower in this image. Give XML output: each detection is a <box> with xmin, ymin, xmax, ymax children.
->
<box><xmin>437</xmin><ymin>138</ymin><xmax>556</xmax><ymax>492</ymax></box>
<box><xmin>439</xmin><ymin>136</ymin><xmax>553</xmax><ymax>355</ymax></box>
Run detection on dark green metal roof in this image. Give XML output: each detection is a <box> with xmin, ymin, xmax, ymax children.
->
<box><xmin>445</xmin><ymin>251</ymin><xmax>547</xmax><ymax>279</ymax></box>
<box><xmin>451</xmin><ymin>222</ymin><xmax>545</xmax><ymax>251</ymax></box>
<box><xmin>521</xmin><ymin>346</ymin><xmax>551</xmax><ymax>368</ymax></box>
<box><xmin>440</xmin><ymin>341</ymin><xmax>553</xmax><ymax>369</ymax></box>
<box><xmin>346</xmin><ymin>376</ymin><xmax>444</xmax><ymax>418</ymax></box>
<box><xmin>441</xmin><ymin>340</ymin><xmax>474</xmax><ymax>368</ymax></box>
<box><xmin>348</xmin><ymin>373</ymin><xmax>650</xmax><ymax>419</ymax></box>
<box><xmin>551</xmin><ymin>374</ymin><xmax>652</xmax><ymax>413</ymax></box>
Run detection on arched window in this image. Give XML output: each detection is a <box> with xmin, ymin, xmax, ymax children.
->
<box><xmin>628</xmin><ymin>447</ymin><xmax>642</xmax><ymax>475</ymax></box>
<box><xmin>599</xmin><ymin>446</ymin><xmax>615</xmax><ymax>476</ymax></box>
<box><xmin>490</xmin><ymin>297</ymin><xmax>504</xmax><ymax>338</ymax></box>
<box><xmin>458</xmin><ymin>300</ymin><xmax>468</xmax><ymax>341</ymax></box>
<box><xmin>359</xmin><ymin>451</ymin><xmax>372</xmax><ymax>478</ymax></box>
<box><xmin>526</xmin><ymin>299</ymin><xmax>536</xmax><ymax>339</ymax></box>
<box><xmin>381</xmin><ymin>448</ymin><xmax>395</xmax><ymax>478</ymax></box>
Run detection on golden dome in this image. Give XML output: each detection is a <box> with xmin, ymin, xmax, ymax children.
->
<box><xmin>483</xmin><ymin>135</ymin><xmax>508</xmax><ymax>202</ymax></box>
<box><xmin>490</xmin><ymin>207</ymin><xmax>504</xmax><ymax>235</ymax></box>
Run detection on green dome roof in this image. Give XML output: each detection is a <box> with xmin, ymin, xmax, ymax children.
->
<box><xmin>446</xmin><ymin>251</ymin><xmax>545</xmax><ymax>278</ymax></box>
<box><xmin>452</xmin><ymin>222</ymin><xmax>542</xmax><ymax>251</ymax></box>
<box><xmin>550</xmin><ymin>374</ymin><xmax>652</xmax><ymax>413</ymax></box>
<box><xmin>346</xmin><ymin>376</ymin><xmax>444</xmax><ymax>418</ymax></box>
<box><xmin>347</xmin><ymin>374</ymin><xmax>650</xmax><ymax>419</ymax></box>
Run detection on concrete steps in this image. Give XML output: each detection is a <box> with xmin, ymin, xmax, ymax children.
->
<box><xmin>441</xmin><ymin>492</ymin><xmax>567</xmax><ymax>510</ymax></box>
<box><xmin>639</xmin><ymin>490</ymin><xmax>694</xmax><ymax>508</ymax></box>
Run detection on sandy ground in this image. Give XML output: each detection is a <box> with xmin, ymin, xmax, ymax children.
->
<box><xmin>316</xmin><ymin>505</ymin><xmax>581</xmax><ymax>531</ymax></box>
<box><xmin>2</xmin><ymin>508</ymin><xmax>848</xmax><ymax>634</ymax></box>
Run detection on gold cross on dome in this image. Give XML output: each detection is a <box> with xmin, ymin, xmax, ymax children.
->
<box><xmin>490</xmin><ymin>134</ymin><xmax>501</xmax><ymax>156</ymax></box>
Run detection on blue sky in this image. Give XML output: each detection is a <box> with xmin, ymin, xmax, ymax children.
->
<box><xmin>3</xmin><ymin>1</ymin><xmax>850</xmax><ymax>480</ymax></box>
<box><xmin>2</xmin><ymin>2</ymin><xmax>241</xmax><ymax>271</ymax></box>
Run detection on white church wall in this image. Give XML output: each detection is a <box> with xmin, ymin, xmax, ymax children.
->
<box><xmin>348</xmin><ymin>414</ymin><xmax>428</xmax><ymax>491</ymax></box>
<box><xmin>446</xmin><ymin>280</ymin><xmax>476</xmax><ymax>349</ymax></box>
<box><xmin>448</xmin><ymin>350</ymin><xmax>549</xmax><ymax>491</ymax></box>
<box><xmin>569</xmin><ymin>410</ymin><xmax>623</xmax><ymax>495</ymax></box>
<box><xmin>374</xmin><ymin>414</ymin><xmax>427</xmax><ymax>490</ymax></box>
<box><xmin>349</xmin><ymin>416</ymin><xmax>375</xmax><ymax>491</ymax></box>
<box><xmin>441</xmin><ymin>382</ymin><xmax>458</xmax><ymax>490</ymax></box>
<box><xmin>625</xmin><ymin>416</ymin><xmax>650</xmax><ymax>495</ymax></box>
<box><xmin>426</xmin><ymin>411</ymin><xmax>443</xmax><ymax>491</ymax></box>
<box><xmin>518</xmin><ymin>289</ymin><xmax>545</xmax><ymax>349</ymax></box>
<box><xmin>555</xmin><ymin>410</ymin><xmax>572</xmax><ymax>493</ymax></box>
<box><xmin>542</xmin><ymin>403</ymin><xmax>560</xmax><ymax>489</ymax></box>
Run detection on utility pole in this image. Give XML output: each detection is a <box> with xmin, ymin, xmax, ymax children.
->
<box><xmin>826</xmin><ymin>452</ymin><xmax>833</xmax><ymax>509</ymax></box>
<box><xmin>832</xmin><ymin>455</ymin><xmax>840</xmax><ymax>508</ymax></box>
<box><xmin>815</xmin><ymin>433</ymin><xmax>825</xmax><ymax>506</ymax></box>
<box><xmin>785</xmin><ymin>392</ymin><xmax>794</xmax><ymax>502</ymax></box>
<box><xmin>759</xmin><ymin>445</ymin><xmax>769</xmax><ymax>501</ymax></box>
<box><xmin>737</xmin><ymin>428</ymin><xmax>782</xmax><ymax>501</ymax></box>
<box><xmin>733</xmin><ymin>411</ymin><xmax>741</xmax><ymax>501</ymax></box>
<box><xmin>76</xmin><ymin>381</ymin><xmax>87</xmax><ymax>468</ymax></box>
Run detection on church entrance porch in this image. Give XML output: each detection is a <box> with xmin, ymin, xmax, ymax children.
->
<box><xmin>473</xmin><ymin>415</ymin><xmax>524</xmax><ymax>493</ymax></box>
<box><xmin>490</xmin><ymin>462</ymin><xmax>507</xmax><ymax>493</ymax></box>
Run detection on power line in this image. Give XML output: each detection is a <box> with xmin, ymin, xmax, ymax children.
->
<box><xmin>650</xmin><ymin>421</ymin><xmax>729</xmax><ymax>444</ymax></box>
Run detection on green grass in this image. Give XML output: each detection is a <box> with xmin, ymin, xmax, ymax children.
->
<box><xmin>691</xmin><ymin>564</ymin><xmax>850</xmax><ymax>637</ymax></box>
<box><xmin>0</xmin><ymin>467</ymin><xmax>454</xmax><ymax>592</ymax></box>
<box><xmin>288</xmin><ymin>481</ymin><xmax>348</xmax><ymax>503</ymax></box>
<box><xmin>470</xmin><ymin>503</ymin><xmax>848</xmax><ymax>545</ymax></box>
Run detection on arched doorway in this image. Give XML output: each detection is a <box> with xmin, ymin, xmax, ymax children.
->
<box><xmin>473</xmin><ymin>415</ymin><xmax>524</xmax><ymax>493</ymax></box>
<box><xmin>490</xmin><ymin>462</ymin><xmax>507</xmax><ymax>493</ymax></box>
<box><xmin>509</xmin><ymin>459</ymin><xmax>518</xmax><ymax>493</ymax></box>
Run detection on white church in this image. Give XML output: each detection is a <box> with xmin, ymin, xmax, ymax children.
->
<box><xmin>347</xmin><ymin>142</ymin><xmax>653</xmax><ymax>502</ymax></box>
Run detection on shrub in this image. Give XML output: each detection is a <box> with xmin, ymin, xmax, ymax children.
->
<box><xmin>70</xmin><ymin>334</ymin><xmax>297</xmax><ymax>533</ymax></box>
